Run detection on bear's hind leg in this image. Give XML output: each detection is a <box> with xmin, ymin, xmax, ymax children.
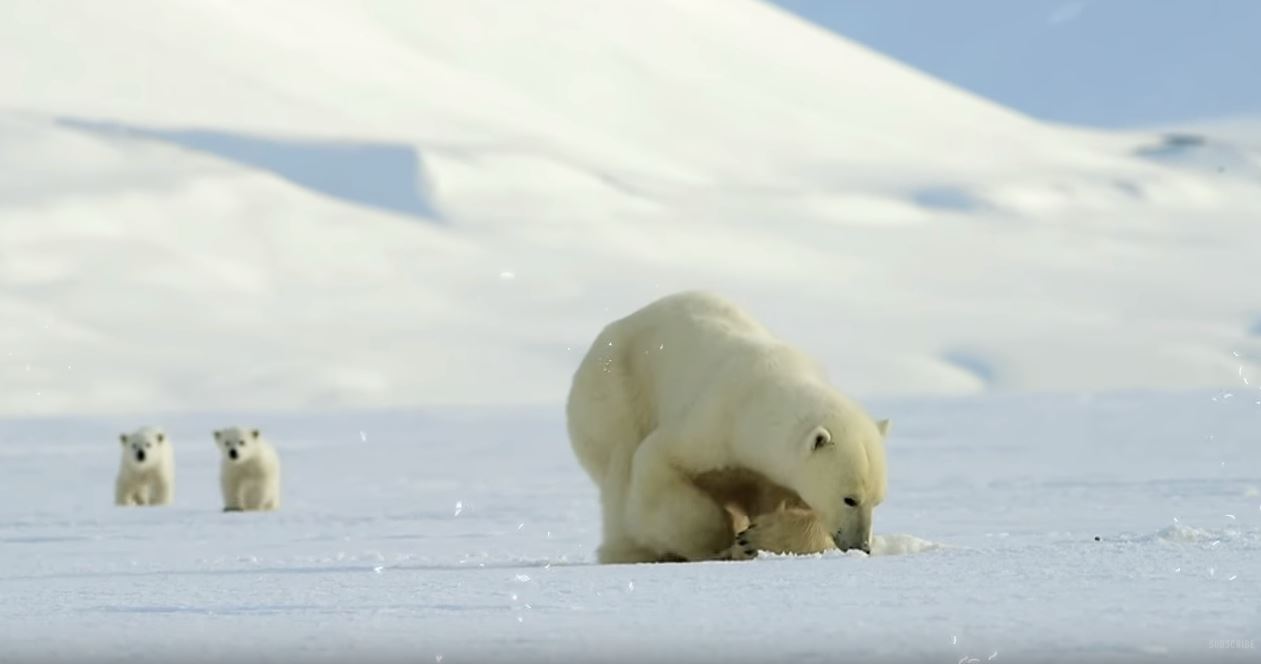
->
<box><xmin>593</xmin><ymin>441</ymin><xmax>658</xmax><ymax>563</ymax></box>
<box><xmin>597</xmin><ymin>539</ymin><xmax>664</xmax><ymax>564</ymax></box>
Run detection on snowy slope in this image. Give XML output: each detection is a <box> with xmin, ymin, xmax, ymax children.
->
<box><xmin>1</xmin><ymin>391</ymin><xmax>1258</xmax><ymax>661</ymax></box>
<box><xmin>1</xmin><ymin>0</ymin><xmax>1260</xmax><ymax>419</ymax></box>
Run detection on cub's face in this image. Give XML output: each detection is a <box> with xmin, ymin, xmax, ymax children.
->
<box><xmin>214</xmin><ymin>427</ymin><xmax>261</xmax><ymax>463</ymax></box>
<box><xmin>794</xmin><ymin>416</ymin><xmax>889</xmax><ymax>554</ymax></box>
<box><xmin>119</xmin><ymin>428</ymin><xmax>167</xmax><ymax>467</ymax></box>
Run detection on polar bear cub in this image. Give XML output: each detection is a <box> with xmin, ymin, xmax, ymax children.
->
<box><xmin>115</xmin><ymin>426</ymin><xmax>175</xmax><ymax>506</ymax></box>
<box><xmin>214</xmin><ymin>426</ymin><xmax>281</xmax><ymax>512</ymax></box>
<box><xmin>567</xmin><ymin>290</ymin><xmax>890</xmax><ymax>564</ymax></box>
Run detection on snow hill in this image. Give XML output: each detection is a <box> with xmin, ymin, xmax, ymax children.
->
<box><xmin>2</xmin><ymin>0</ymin><xmax>1260</xmax><ymax>417</ymax></box>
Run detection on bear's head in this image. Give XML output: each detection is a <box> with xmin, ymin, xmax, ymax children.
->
<box><xmin>784</xmin><ymin>393</ymin><xmax>889</xmax><ymax>554</ymax></box>
<box><xmin>119</xmin><ymin>427</ymin><xmax>168</xmax><ymax>467</ymax></box>
<box><xmin>214</xmin><ymin>427</ymin><xmax>262</xmax><ymax>463</ymax></box>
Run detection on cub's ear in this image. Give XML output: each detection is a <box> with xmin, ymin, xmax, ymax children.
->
<box><xmin>251</xmin><ymin>429</ymin><xmax>260</xmax><ymax>440</ymax></box>
<box><xmin>213</xmin><ymin>430</ymin><xmax>222</xmax><ymax>442</ymax></box>
<box><xmin>155</xmin><ymin>432</ymin><xmax>166</xmax><ymax>444</ymax></box>
<box><xmin>876</xmin><ymin>419</ymin><xmax>892</xmax><ymax>438</ymax></box>
<box><xmin>119</xmin><ymin>433</ymin><xmax>128</xmax><ymax>446</ymax></box>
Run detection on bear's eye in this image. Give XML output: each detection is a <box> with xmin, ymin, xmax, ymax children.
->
<box><xmin>844</xmin><ymin>497</ymin><xmax>859</xmax><ymax>507</ymax></box>
<box><xmin>238</xmin><ymin>440</ymin><xmax>246</xmax><ymax>447</ymax></box>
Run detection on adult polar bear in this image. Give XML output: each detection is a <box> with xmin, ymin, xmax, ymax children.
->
<box><xmin>567</xmin><ymin>291</ymin><xmax>889</xmax><ymax>564</ymax></box>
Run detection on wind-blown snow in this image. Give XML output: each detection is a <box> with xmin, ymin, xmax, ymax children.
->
<box><xmin>1</xmin><ymin>390</ymin><xmax>1257</xmax><ymax>662</ymax></box>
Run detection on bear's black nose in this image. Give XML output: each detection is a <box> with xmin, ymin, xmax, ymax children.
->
<box><xmin>229</xmin><ymin>449</ymin><xmax>238</xmax><ymax>460</ymax></box>
<box><xmin>135</xmin><ymin>450</ymin><xmax>146</xmax><ymax>463</ymax></box>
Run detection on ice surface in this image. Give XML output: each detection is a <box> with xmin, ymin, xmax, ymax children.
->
<box><xmin>1</xmin><ymin>391</ymin><xmax>1257</xmax><ymax>662</ymax></box>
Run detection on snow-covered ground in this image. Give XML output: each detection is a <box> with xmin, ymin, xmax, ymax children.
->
<box><xmin>2</xmin><ymin>0</ymin><xmax>1260</xmax><ymax>660</ymax></box>
<box><xmin>1</xmin><ymin>390</ymin><xmax>1258</xmax><ymax>662</ymax></box>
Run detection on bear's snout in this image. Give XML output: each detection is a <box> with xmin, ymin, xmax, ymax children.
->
<box><xmin>833</xmin><ymin>531</ymin><xmax>871</xmax><ymax>555</ymax></box>
<box><xmin>135</xmin><ymin>449</ymin><xmax>146</xmax><ymax>463</ymax></box>
<box><xmin>229</xmin><ymin>448</ymin><xmax>239</xmax><ymax>460</ymax></box>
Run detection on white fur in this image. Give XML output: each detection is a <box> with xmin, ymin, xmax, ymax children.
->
<box><xmin>115</xmin><ymin>426</ymin><xmax>174</xmax><ymax>506</ymax></box>
<box><xmin>214</xmin><ymin>426</ymin><xmax>281</xmax><ymax>511</ymax></box>
<box><xmin>567</xmin><ymin>291</ymin><xmax>889</xmax><ymax>563</ymax></box>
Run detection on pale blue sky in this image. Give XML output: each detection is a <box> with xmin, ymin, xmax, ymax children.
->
<box><xmin>768</xmin><ymin>0</ymin><xmax>1261</xmax><ymax>128</ymax></box>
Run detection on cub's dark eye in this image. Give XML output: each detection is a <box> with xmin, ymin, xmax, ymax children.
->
<box><xmin>238</xmin><ymin>440</ymin><xmax>246</xmax><ymax>447</ymax></box>
<box><xmin>844</xmin><ymin>497</ymin><xmax>859</xmax><ymax>507</ymax></box>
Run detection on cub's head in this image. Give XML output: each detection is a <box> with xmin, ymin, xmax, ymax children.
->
<box><xmin>214</xmin><ymin>427</ymin><xmax>261</xmax><ymax>463</ymax></box>
<box><xmin>792</xmin><ymin>406</ymin><xmax>889</xmax><ymax>554</ymax></box>
<box><xmin>119</xmin><ymin>427</ymin><xmax>168</xmax><ymax>467</ymax></box>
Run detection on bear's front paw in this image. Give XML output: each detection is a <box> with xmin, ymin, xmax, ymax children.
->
<box><xmin>722</xmin><ymin>509</ymin><xmax>837</xmax><ymax>559</ymax></box>
<box><xmin>721</xmin><ymin>524</ymin><xmax>763</xmax><ymax>561</ymax></box>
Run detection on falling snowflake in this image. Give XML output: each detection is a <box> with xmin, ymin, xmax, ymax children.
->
<box><xmin>453</xmin><ymin>501</ymin><xmax>463</xmax><ymax>517</ymax></box>
<box><xmin>499</xmin><ymin>271</ymin><xmax>516</xmax><ymax>280</ymax></box>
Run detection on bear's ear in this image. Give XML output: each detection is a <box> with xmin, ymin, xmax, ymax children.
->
<box><xmin>119</xmin><ymin>433</ymin><xmax>128</xmax><ymax>446</ymax></box>
<box><xmin>213</xmin><ymin>429</ymin><xmax>222</xmax><ymax>443</ymax></box>
<box><xmin>251</xmin><ymin>429</ymin><xmax>260</xmax><ymax>440</ymax></box>
<box><xmin>876</xmin><ymin>419</ymin><xmax>891</xmax><ymax>439</ymax></box>
<box><xmin>155</xmin><ymin>432</ymin><xmax>165</xmax><ymax>444</ymax></box>
<box><xmin>810</xmin><ymin>427</ymin><xmax>832</xmax><ymax>452</ymax></box>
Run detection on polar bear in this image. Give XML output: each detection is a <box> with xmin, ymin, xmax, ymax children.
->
<box><xmin>566</xmin><ymin>291</ymin><xmax>889</xmax><ymax>564</ymax></box>
<box><xmin>214</xmin><ymin>427</ymin><xmax>281</xmax><ymax>512</ymax></box>
<box><xmin>115</xmin><ymin>426</ymin><xmax>174</xmax><ymax>506</ymax></box>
